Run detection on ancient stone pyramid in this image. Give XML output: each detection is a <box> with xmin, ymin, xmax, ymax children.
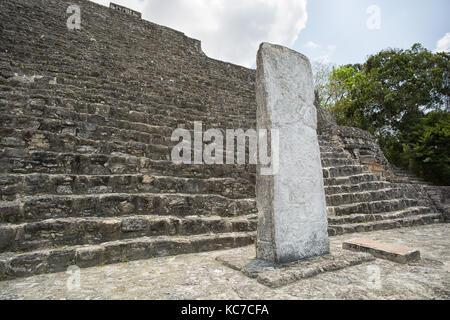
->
<box><xmin>0</xmin><ymin>0</ymin><xmax>446</xmax><ymax>280</ymax></box>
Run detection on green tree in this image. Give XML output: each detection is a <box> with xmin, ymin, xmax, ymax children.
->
<box><xmin>402</xmin><ymin>111</ymin><xmax>450</xmax><ymax>185</ymax></box>
<box><xmin>312</xmin><ymin>62</ymin><xmax>335</xmax><ymax>108</ymax></box>
<box><xmin>324</xmin><ymin>44</ymin><xmax>450</xmax><ymax>185</ymax></box>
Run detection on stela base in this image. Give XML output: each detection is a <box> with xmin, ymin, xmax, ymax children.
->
<box><xmin>217</xmin><ymin>247</ymin><xmax>375</xmax><ymax>288</ymax></box>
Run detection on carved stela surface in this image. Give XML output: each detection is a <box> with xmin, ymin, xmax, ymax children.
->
<box><xmin>256</xmin><ymin>43</ymin><xmax>330</xmax><ymax>264</ymax></box>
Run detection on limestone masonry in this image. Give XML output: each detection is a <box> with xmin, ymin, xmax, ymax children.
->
<box><xmin>0</xmin><ymin>0</ymin><xmax>448</xmax><ymax>280</ymax></box>
<box><xmin>255</xmin><ymin>43</ymin><xmax>329</xmax><ymax>263</ymax></box>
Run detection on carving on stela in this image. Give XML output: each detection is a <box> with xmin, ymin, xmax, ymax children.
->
<box><xmin>256</xmin><ymin>43</ymin><xmax>330</xmax><ymax>264</ymax></box>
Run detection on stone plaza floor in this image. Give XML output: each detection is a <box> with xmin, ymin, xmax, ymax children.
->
<box><xmin>0</xmin><ymin>224</ymin><xmax>449</xmax><ymax>300</ymax></box>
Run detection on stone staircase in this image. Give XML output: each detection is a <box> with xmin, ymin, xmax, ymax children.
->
<box><xmin>0</xmin><ymin>0</ymin><xmax>444</xmax><ymax>280</ymax></box>
<box><xmin>319</xmin><ymin>135</ymin><xmax>441</xmax><ymax>236</ymax></box>
<box><xmin>0</xmin><ymin>129</ymin><xmax>441</xmax><ymax>280</ymax></box>
<box><xmin>0</xmin><ymin>80</ymin><xmax>259</xmax><ymax>279</ymax></box>
<box><xmin>0</xmin><ymin>0</ymin><xmax>260</xmax><ymax>280</ymax></box>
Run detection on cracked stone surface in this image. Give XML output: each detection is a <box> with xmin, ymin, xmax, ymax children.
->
<box><xmin>0</xmin><ymin>224</ymin><xmax>449</xmax><ymax>300</ymax></box>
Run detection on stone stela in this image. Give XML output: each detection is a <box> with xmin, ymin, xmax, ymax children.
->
<box><xmin>110</xmin><ymin>3</ymin><xmax>142</xmax><ymax>19</ymax></box>
<box><xmin>256</xmin><ymin>43</ymin><xmax>330</xmax><ymax>264</ymax></box>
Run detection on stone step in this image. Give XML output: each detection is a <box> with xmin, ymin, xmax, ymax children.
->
<box><xmin>1</xmin><ymin>52</ymin><xmax>256</xmax><ymax>98</ymax></box>
<box><xmin>0</xmin><ymin>173</ymin><xmax>255</xmax><ymax>201</ymax></box>
<box><xmin>328</xmin><ymin>213</ymin><xmax>442</xmax><ymax>236</ymax></box>
<box><xmin>0</xmin><ymin>86</ymin><xmax>211</xmax><ymax>121</ymax></box>
<box><xmin>0</xmin><ymin>78</ymin><xmax>255</xmax><ymax>124</ymax></box>
<box><xmin>318</xmin><ymin>140</ymin><xmax>335</xmax><ymax>146</ymax></box>
<box><xmin>323</xmin><ymin>165</ymin><xmax>368</xmax><ymax>179</ymax></box>
<box><xmin>0</xmin><ymin>96</ymin><xmax>176</xmax><ymax>137</ymax></box>
<box><xmin>319</xmin><ymin>145</ymin><xmax>346</xmax><ymax>153</ymax></box>
<box><xmin>0</xmin><ymin>81</ymin><xmax>210</xmax><ymax>118</ymax></box>
<box><xmin>0</xmin><ymin>214</ymin><xmax>258</xmax><ymax>253</ymax></box>
<box><xmin>324</xmin><ymin>173</ymin><xmax>380</xmax><ymax>186</ymax></box>
<box><xmin>2</xmin><ymin>140</ymin><xmax>360</xmax><ymax>179</ymax></box>
<box><xmin>0</xmin><ymin>112</ymin><xmax>257</xmax><ymax>156</ymax></box>
<box><xmin>0</xmin><ymin>193</ymin><xmax>257</xmax><ymax>223</ymax></box>
<box><xmin>1</xmin><ymin>113</ymin><xmax>257</xmax><ymax>161</ymax></box>
<box><xmin>0</xmin><ymin>231</ymin><xmax>257</xmax><ymax>280</ymax></box>
<box><xmin>0</xmin><ymin>113</ymin><xmax>173</xmax><ymax>147</ymax></box>
<box><xmin>320</xmin><ymin>152</ymin><xmax>350</xmax><ymax>160</ymax></box>
<box><xmin>326</xmin><ymin>188</ymin><xmax>405</xmax><ymax>206</ymax></box>
<box><xmin>0</xmin><ymin>61</ymin><xmax>254</xmax><ymax>93</ymax></box>
<box><xmin>0</xmin><ymin>96</ymin><xmax>254</xmax><ymax>145</ymax></box>
<box><xmin>321</xmin><ymin>157</ymin><xmax>356</xmax><ymax>167</ymax></box>
<box><xmin>0</xmin><ymin>99</ymin><xmax>257</xmax><ymax>156</ymax></box>
<box><xmin>1</xmin><ymin>128</ymin><xmax>171</xmax><ymax>161</ymax></box>
<box><xmin>325</xmin><ymin>181</ymin><xmax>392</xmax><ymax>195</ymax></box>
<box><xmin>327</xmin><ymin>198</ymin><xmax>421</xmax><ymax>216</ymax></box>
<box><xmin>0</xmin><ymin>150</ymin><xmax>256</xmax><ymax>180</ymax></box>
<box><xmin>0</xmin><ymin>90</ymin><xmax>244</xmax><ymax>131</ymax></box>
<box><xmin>318</xmin><ymin>134</ymin><xmax>337</xmax><ymax>141</ymax></box>
<box><xmin>327</xmin><ymin>206</ymin><xmax>432</xmax><ymax>225</ymax></box>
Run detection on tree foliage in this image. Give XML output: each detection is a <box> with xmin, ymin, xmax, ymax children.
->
<box><xmin>319</xmin><ymin>44</ymin><xmax>450</xmax><ymax>185</ymax></box>
<box><xmin>401</xmin><ymin>111</ymin><xmax>450</xmax><ymax>185</ymax></box>
<box><xmin>312</xmin><ymin>62</ymin><xmax>335</xmax><ymax>108</ymax></box>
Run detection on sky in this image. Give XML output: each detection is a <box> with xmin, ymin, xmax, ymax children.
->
<box><xmin>89</xmin><ymin>0</ymin><xmax>450</xmax><ymax>68</ymax></box>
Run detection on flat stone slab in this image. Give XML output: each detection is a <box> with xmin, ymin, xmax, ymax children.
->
<box><xmin>343</xmin><ymin>238</ymin><xmax>420</xmax><ymax>264</ymax></box>
<box><xmin>217</xmin><ymin>250</ymin><xmax>375</xmax><ymax>288</ymax></box>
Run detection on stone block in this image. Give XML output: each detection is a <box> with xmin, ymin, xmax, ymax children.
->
<box><xmin>75</xmin><ymin>246</ymin><xmax>105</xmax><ymax>267</ymax></box>
<box><xmin>343</xmin><ymin>238</ymin><xmax>420</xmax><ymax>264</ymax></box>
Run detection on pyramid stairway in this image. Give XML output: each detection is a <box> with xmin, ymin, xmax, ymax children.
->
<box><xmin>0</xmin><ymin>71</ymin><xmax>259</xmax><ymax>279</ymax></box>
<box><xmin>0</xmin><ymin>125</ymin><xmax>441</xmax><ymax>279</ymax></box>
<box><xmin>0</xmin><ymin>0</ymin><xmax>443</xmax><ymax>280</ymax></box>
<box><xmin>318</xmin><ymin>135</ymin><xmax>441</xmax><ymax>236</ymax></box>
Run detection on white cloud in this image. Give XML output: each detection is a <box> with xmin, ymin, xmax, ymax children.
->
<box><xmin>89</xmin><ymin>0</ymin><xmax>308</xmax><ymax>68</ymax></box>
<box><xmin>306</xmin><ymin>41</ymin><xmax>320</xmax><ymax>49</ymax></box>
<box><xmin>434</xmin><ymin>33</ymin><xmax>450</xmax><ymax>53</ymax></box>
<box><xmin>313</xmin><ymin>55</ymin><xmax>333</xmax><ymax>64</ymax></box>
<box><xmin>302</xmin><ymin>41</ymin><xmax>336</xmax><ymax>64</ymax></box>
